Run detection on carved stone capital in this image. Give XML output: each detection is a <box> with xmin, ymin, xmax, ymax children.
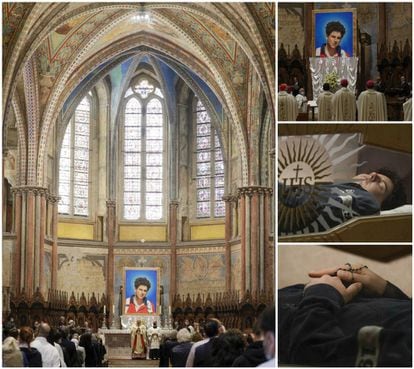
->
<box><xmin>11</xmin><ymin>186</ymin><xmax>48</xmax><ymax>196</ymax></box>
<box><xmin>47</xmin><ymin>194</ymin><xmax>61</xmax><ymax>204</ymax></box>
<box><xmin>106</xmin><ymin>200</ymin><xmax>116</xmax><ymax>208</ymax></box>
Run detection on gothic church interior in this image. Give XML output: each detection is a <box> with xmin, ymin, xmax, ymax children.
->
<box><xmin>2</xmin><ymin>2</ymin><xmax>275</xmax><ymax>336</ymax></box>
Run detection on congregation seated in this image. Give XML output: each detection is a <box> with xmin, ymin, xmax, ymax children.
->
<box><xmin>171</xmin><ymin>328</ymin><xmax>195</xmax><ymax>367</ymax></box>
<box><xmin>232</xmin><ymin>325</ymin><xmax>267</xmax><ymax>367</ymax></box>
<box><xmin>3</xmin><ymin>325</ymin><xmax>24</xmax><ymax>367</ymax></box>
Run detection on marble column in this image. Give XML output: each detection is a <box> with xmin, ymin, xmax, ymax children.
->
<box><xmin>223</xmin><ymin>195</ymin><xmax>233</xmax><ymax>292</ymax></box>
<box><xmin>238</xmin><ymin>190</ymin><xmax>247</xmax><ymax>293</ymax></box>
<box><xmin>250</xmin><ymin>188</ymin><xmax>260</xmax><ymax>296</ymax></box>
<box><xmin>49</xmin><ymin>195</ymin><xmax>60</xmax><ymax>290</ymax></box>
<box><xmin>12</xmin><ymin>188</ymin><xmax>22</xmax><ymax>295</ymax></box>
<box><xmin>38</xmin><ymin>189</ymin><xmax>47</xmax><ymax>296</ymax></box>
<box><xmin>263</xmin><ymin>188</ymin><xmax>273</xmax><ymax>293</ymax></box>
<box><xmin>26</xmin><ymin>188</ymin><xmax>35</xmax><ymax>297</ymax></box>
<box><xmin>11</xmin><ymin>186</ymin><xmax>49</xmax><ymax>297</ymax></box>
<box><xmin>169</xmin><ymin>201</ymin><xmax>179</xmax><ymax>300</ymax></box>
<box><xmin>238</xmin><ymin>186</ymin><xmax>274</xmax><ymax>296</ymax></box>
<box><xmin>106</xmin><ymin>200</ymin><xmax>116</xmax><ymax>322</ymax></box>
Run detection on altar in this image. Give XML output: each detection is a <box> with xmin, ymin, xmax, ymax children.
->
<box><xmin>99</xmin><ymin>315</ymin><xmax>176</xmax><ymax>360</ymax></box>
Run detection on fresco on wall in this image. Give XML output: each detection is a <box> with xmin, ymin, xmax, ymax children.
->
<box><xmin>115</xmin><ymin>255</ymin><xmax>170</xmax><ymax>315</ymax></box>
<box><xmin>231</xmin><ymin>250</ymin><xmax>241</xmax><ymax>292</ymax></box>
<box><xmin>386</xmin><ymin>3</ymin><xmax>412</xmax><ymax>45</ymax></box>
<box><xmin>167</xmin><ymin>9</ymin><xmax>250</xmax><ymax>119</ymax></box>
<box><xmin>177</xmin><ymin>253</ymin><xmax>225</xmax><ymax>296</ymax></box>
<box><xmin>3</xmin><ymin>3</ymin><xmax>33</xmax><ymax>61</ymax></box>
<box><xmin>57</xmin><ymin>248</ymin><xmax>106</xmax><ymax>298</ymax></box>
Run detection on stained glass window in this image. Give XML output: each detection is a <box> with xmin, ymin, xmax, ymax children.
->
<box><xmin>195</xmin><ymin>100</ymin><xmax>225</xmax><ymax>218</ymax></box>
<box><xmin>123</xmin><ymin>87</ymin><xmax>164</xmax><ymax>220</ymax></box>
<box><xmin>58</xmin><ymin>96</ymin><xmax>90</xmax><ymax>216</ymax></box>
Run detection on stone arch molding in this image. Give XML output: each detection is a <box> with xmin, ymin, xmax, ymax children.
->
<box><xmin>38</xmin><ymin>32</ymin><xmax>250</xmax><ymax>188</ymax></box>
<box><xmin>4</xmin><ymin>3</ymin><xmax>272</xmax><ymax>117</ymax></box>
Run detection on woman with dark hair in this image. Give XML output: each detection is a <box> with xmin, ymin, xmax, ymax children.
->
<box><xmin>210</xmin><ymin>329</ymin><xmax>245</xmax><ymax>367</ymax></box>
<box><xmin>18</xmin><ymin>327</ymin><xmax>42</xmax><ymax>367</ymax></box>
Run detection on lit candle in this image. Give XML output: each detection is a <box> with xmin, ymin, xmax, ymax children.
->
<box><xmin>113</xmin><ymin>304</ymin><xmax>115</xmax><ymax>314</ymax></box>
<box><xmin>103</xmin><ymin>305</ymin><xmax>106</xmax><ymax>315</ymax></box>
<box><xmin>159</xmin><ymin>305</ymin><xmax>162</xmax><ymax>315</ymax></box>
<box><xmin>168</xmin><ymin>305</ymin><xmax>171</xmax><ymax>315</ymax></box>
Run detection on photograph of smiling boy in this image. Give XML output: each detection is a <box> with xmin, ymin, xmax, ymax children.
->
<box><xmin>313</xmin><ymin>9</ymin><xmax>355</xmax><ymax>57</ymax></box>
<box><xmin>124</xmin><ymin>268</ymin><xmax>159</xmax><ymax>315</ymax></box>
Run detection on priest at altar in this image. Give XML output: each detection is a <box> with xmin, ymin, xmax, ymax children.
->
<box><xmin>278</xmin><ymin>83</ymin><xmax>298</xmax><ymax>121</ymax></box>
<box><xmin>317</xmin><ymin>83</ymin><xmax>334</xmax><ymax>121</ymax></box>
<box><xmin>357</xmin><ymin>80</ymin><xmax>388</xmax><ymax>121</ymax></box>
<box><xmin>332</xmin><ymin>79</ymin><xmax>357</xmax><ymax>121</ymax></box>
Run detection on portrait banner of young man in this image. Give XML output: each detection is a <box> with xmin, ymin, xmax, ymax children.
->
<box><xmin>313</xmin><ymin>9</ymin><xmax>357</xmax><ymax>58</ymax></box>
<box><xmin>124</xmin><ymin>267</ymin><xmax>160</xmax><ymax>315</ymax></box>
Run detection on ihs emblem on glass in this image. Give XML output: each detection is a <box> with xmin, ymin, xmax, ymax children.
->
<box><xmin>278</xmin><ymin>137</ymin><xmax>332</xmax><ymax>234</ymax></box>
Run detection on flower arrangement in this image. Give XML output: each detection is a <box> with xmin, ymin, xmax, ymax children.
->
<box><xmin>324</xmin><ymin>72</ymin><xmax>339</xmax><ymax>91</ymax></box>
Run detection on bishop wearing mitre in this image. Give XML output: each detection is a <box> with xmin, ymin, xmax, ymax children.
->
<box><xmin>317</xmin><ymin>83</ymin><xmax>334</xmax><ymax>121</ymax></box>
<box><xmin>332</xmin><ymin>79</ymin><xmax>356</xmax><ymax>120</ymax></box>
<box><xmin>357</xmin><ymin>80</ymin><xmax>388</xmax><ymax>121</ymax></box>
<box><xmin>278</xmin><ymin>83</ymin><xmax>298</xmax><ymax>121</ymax></box>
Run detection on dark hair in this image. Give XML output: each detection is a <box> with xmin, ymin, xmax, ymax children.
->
<box><xmin>376</xmin><ymin>168</ymin><xmax>407</xmax><ymax>210</ymax></box>
<box><xmin>323</xmin><ymin>83</ymin><xmax>330</xmax><ymax>91</ymax></box>
<box><xmin>210</xmin><ymin>329</ymin><xmax>245</xmax><ymax>367</ymax></box>
<box><xmin>204</xmin><ymin>319</ymin><xmax>219</xmax><ymax>338</ymax></box>
<box><xmin>259</xmin><ymin>306</ymin><xmax>275</xmax><ymax>335</ymax></box>
<box><xmin>325</xmin><ymin>21</ymin><xmax>346</xmax><ymax>38</ymax></box>
<box><xmin>134</xmin><ymin>277</ymin><xmax>151</xmax><ymax>290</ymax></box>
<box><xmin>19</xmin><ymin>326</ymin><xmax>34</xmax><ymax>345</ymax></box>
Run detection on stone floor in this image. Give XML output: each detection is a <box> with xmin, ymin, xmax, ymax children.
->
<box><xmin>108</xmin><ymin>359</ymin><xmax>160</xmax><ymax>367</ymax></box>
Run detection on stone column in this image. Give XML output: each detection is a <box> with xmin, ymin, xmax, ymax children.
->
<box><xmin>238</xmin><ymin>187</ymin><xmax>273</xmax><ymax>296</ymax></box>
<box><xmin>223</xmin><ymin>195</ymin><xmax>233</xmax><ymax>292</ymax></box>
<box><xmin>49</xmin><ymin>195</ymin><xmax>60</xmax><ymax>290</ymax></box>
<box><xmin>249</xmin><ymin>188</ymin><xmax>260</xmax><ymax>296</ymax></box>
<box><xmin>12</xmin><ymin>188</ymin><xmax>22</xmax><ymax>295</ymax></box>
<box><xmin>231</xmin><ymin>196</ymin><xmax>239</xmax><ymax>238</ymax></box>
<box><xmin>38</xmin><ymin>189</ymin><xmax>47</xmax><ymax>296</ymax></box>
<box><xmin>263</xmin><ymin>188</ymin><xmax>273</xmax><ymax>293</ymax></box>
<box><xmin>106</xmin><ymin>200</ymin><xmax>116</xmax><ymax>321</ymax></box>
<box><xmin>238</xmin><ymin>190</ymin><xmax>247</xmax><ymax>293</ymax></box>
<box><xmin>26</xmin><ymin>188</ymin><xmax>35</xmax><ymax>297</ymax></box>
<box><xmin>169</xmin><ymin>201</ymin><xmax>179</xmax><ymax>300</ymax></box>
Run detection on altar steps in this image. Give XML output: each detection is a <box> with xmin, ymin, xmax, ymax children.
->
<box><xmin>108</xmin><ymin>359</ymin><xmax>160</xmax><ymax>367</ymax></box>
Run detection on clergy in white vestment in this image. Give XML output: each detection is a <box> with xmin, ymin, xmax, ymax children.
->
<box><xmin>317</xmin><ymin>83</ymin><xmax>334</xmax><ymax>121</ymax></box>
<box><xmin>278</xmin><ymin>83</ymin><xmax>298</xmax><ymax>121</ymax></box>
<box><xmin>357</xmin><ymin>80</ymin><xmax>388</xmax><ymax>121</ymax></box>
<box><xmin>332</xmin><ymin>79</ymin><xmax>356</xmax><ymax>121</ymax></box>
<box><xmin>403</xmin><ymin>97</ymin><xmax>412</xmax><ymax>121</ymax></box>
<box><xmin>296</xmin><ymin>88</ymin><xmax>308</xmax><ymax>113</ymax></box>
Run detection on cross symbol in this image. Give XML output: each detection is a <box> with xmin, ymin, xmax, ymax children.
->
<box><xmin>138</xmin><ymin>256</ymin><xmax>147</xmax><ymax>267</ymax></box>
<box><xmin>293</xmin><ymin>164</ymin><xmax>303</xmax><ymax>181</ymax></box>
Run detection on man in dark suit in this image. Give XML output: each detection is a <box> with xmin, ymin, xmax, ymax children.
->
<box><xmin>193</xmin><ymin>320</ymin><xmax>219</xmax><ymax>367</ymax></box>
